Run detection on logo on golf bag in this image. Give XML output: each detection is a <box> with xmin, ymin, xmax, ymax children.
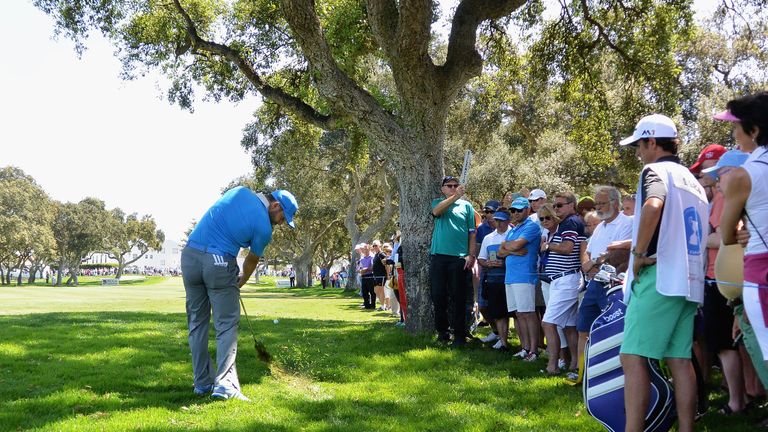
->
<box><xmin>584</xmin><ymin>289</ymin><xmax>676</xmax><ymax>432</ymax></box>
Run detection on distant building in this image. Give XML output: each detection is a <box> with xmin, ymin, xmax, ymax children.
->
<box><xmin>85</xmin><ymin>238</ymin><xmax>182</xmax><ymax>272</ymax></box>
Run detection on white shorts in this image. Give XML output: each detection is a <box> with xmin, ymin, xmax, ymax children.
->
<box><xmin>542</xmin><ymin>273</ymin><xmax>581</xmax><ymax>328</ymax></box>
<box><xmin>744</xmin><ymin>281</ymin><xmax>768</xmax><ymax>360</ymax></box>
<box><xmin>384</xmin><ymin>286</ymin><xmax>394</xmax><ymax>299</ymax></box>
<box><xmin>505</xmin><ymin>283</ymin><xmax>536</xmax><ymax>313</ymax></box>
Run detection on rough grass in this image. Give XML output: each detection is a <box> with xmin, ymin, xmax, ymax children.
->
<box><xmin>0</xmin><ymin>278</ymin><xmax>759</xmax><ymax>431</ymax></box>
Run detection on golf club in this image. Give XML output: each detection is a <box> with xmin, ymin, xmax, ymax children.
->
<box><xmin>238</xmin><ymin>294</ymin><xmax>272</xmax><ymax>363</ymax></box>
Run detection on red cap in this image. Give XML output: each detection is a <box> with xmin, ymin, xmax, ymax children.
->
<box><xmin>689</xmin><ymin>144</ymin><xmax>727</xmax><ymax>173</ymax></box>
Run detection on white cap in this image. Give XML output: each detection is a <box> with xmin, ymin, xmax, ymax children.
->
<box><xmin>619</xmin><ymin>114</ymin><xmax>678</xmax><ymax>146</ymax></box>
<box><xmin>528</xmin><ymin>189</ymin><xmax>547</xmax><ymax>201</ymax></box>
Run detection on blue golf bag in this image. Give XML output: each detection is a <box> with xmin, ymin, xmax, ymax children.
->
<box><xmin>583</xmin><ymin>285</ymin><xmax>676</xmax><ymax>432</ymax></box>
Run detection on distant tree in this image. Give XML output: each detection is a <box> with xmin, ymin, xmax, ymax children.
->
<box><xmin>104</xmin><ymin>209</ymin><xmax>165</xmax><ymax>279</ymax></box>
<box><xmin>0</xmin><ymin>167</ymin><xmax>56</xmax><ymax>285</ymax></box>
<box><xmin>51</xmin><ymin>198</ymin><xmax>112</xmax><ymax>286</ymax></box>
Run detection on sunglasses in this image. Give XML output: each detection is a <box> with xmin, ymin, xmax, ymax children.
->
<box><xmin>444</xmin><ymin>184</ymin><xmax>459</xmax><ymax>189</ymax></box>
<box><xmin>539</xmin><ymin>216</ymin><xmax>553</xmax><ymax>222</ymax></box>
<box><xmin>509</xmin><ymin>208</ymin><xmax>525</xmax><ymax>213</ymax></box>
<box><xmin>483</xmin><ymin>209</ymin><xmax>495</xmax><ymax>214</ymax></box>
<box><xmin>554</xmin><ymin>202</ymin><xmax>571</xmax><ymax>208</ymax></box>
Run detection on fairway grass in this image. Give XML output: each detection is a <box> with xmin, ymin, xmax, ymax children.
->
<box><xmin>0</xmin><ymin>278</ymin><xmax>758</xmax><ymax>431</ymax></box>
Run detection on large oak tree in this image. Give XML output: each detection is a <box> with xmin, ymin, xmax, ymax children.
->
<box><xmin>36</xmin><ymin>0</ymin><xmax>748</xmax><ymax>332</ymax></box>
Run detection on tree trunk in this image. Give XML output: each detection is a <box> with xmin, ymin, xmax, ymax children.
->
<box><xmin>116</xmin><ymin>256</ymin><xmax>125</xmax><ymax>279</ymax></box>
<box><xmin>391</xmin><ymin>139</ymin><xmax>444</xmax><ymax>335</ymax></box>
<box><xmin>293</xmin><ymin>254</ymin><xmax>312</xmax><ymax>287</ymax></box>
<box><xmin>28</xmin><ymin>265</ymin><xmax>39</xmax><ymax>284</ymax></box>
<box><xmin>17</xmin><ymin>271</ymin><xmax>23</xmax><ymax>286</ymax></box>
<box><xmin>345</xmin><ymin>249</ymin><xmax>360</xmax><ymax>292</ymax></box>
<box><xmin>56</xmin><ymin>258</ymin><xmax>64</xmax><ymax>286</ymax></box>
<box><xmin>0</xmin><ymin>266</ymin><xmax>5</xmax><ymax>285</ymax></box>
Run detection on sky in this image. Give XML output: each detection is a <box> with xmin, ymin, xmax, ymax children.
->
<box><xmin>1</xmin><ymin>1</ymin><xmax>257</xmax><ymax>241</ymax></box>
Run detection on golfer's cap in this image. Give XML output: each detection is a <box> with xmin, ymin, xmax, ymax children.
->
<box><xmin>713</xmin><ymin>110</ymin><xmax>740</xmax><ymax>122</ymax></box>
<box><xmin>492</xmin><ymin>211</ymin><xmax>510</xmax><ymax>221</ymax></box>
<box><xmin>271</xmin><ymin>190</ymin><xmax>298</xmax><ymax>229</ymax></box>
<box><xmin>528</xmin><ymin>189</ymin><xmax>547</xmax><ymax>201</ymax></box>
<box><xmin>689</xmin><ymin>143</ymin><xmax>726</xmax><ymax>174</ymax></box>
<box><xmin>619</xmin><ymin>114</ymin><xmax>678</xmax><ymax>146</ymax></box>
<box><xmin>483</xmin><ymin>200</ymin><xmax>501</xmax><ymax>211</ymax></box>
<box><xmin>701</xmin><ymin>149</ymin><xmax>749</xmax><ymax>179</ymax></box>
<box><xmin>510</xmin><ymin>197</ymin><xmax>530</xmax><ymax>210</ymax></box>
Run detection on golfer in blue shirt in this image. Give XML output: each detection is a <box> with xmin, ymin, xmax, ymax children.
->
<box><xmin>182</xmin><ymin>187</ymin><xmax>297</xmax><ymax>401</ymax></box>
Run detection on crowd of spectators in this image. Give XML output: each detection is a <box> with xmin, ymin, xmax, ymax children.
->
<box><xmin>355</xmin><ymin>91</ymin><xmax>768</xmax><ymax>430</ymax></box>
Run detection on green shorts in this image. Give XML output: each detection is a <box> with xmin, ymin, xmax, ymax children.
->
<box><xmin>620</xmin><ymin>264</ymin><xmax>698</xmax><ymax>360</ymax></box>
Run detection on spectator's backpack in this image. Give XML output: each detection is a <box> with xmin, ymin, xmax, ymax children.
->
<box><xmin>583</xmin><ymin>286</ymin><xmax>676</xmax><ymax>432</ymax></box>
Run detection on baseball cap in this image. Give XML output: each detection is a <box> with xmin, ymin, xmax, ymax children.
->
<box><xmin>689</xmin><ymin>144</ymin><xmax>726</xmax><ymax>174</ymax></box>
<box><xmin>442</xmin><ymin>176</ymin><xmax>458</xmax><ymax>185</ymax></box>
<box><xmin>713</xmin><ymin>110</ymin><xmax>740</xmax><ymax>122</ymax></box>
<box><xmin>510</xmin><ymin>197</ymin><xmax>530</xmax><ymax>209</ymax></box>
<box><xmin>528</xmin><ymin>189</ymin><xmax>546</xmax><ymax>201</ymax></box>
<box><xmin>701</xmin><ymin>149</ymin><xmax>749</xmax><ymax>179</ymax></box>
<box><xmin>483</xmin><ymin>200</ymin><xmax>501</xmax><ymax>211</ymax></box>
<box><xmin>619</xmin><ymin>114</ymin><xmax>678</xmax><ymax>146</ymax></box>
<box><xmin>492</xmin><ymin>211</ymin><xmax>510</xmax><ymax>221</ymax></box>
<box><xmin>271</xmin><ymin>190</ymin><xmax>298</xmax><ymax>229</ymax></box>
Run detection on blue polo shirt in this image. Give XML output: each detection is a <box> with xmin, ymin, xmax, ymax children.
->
<box><xmin>188</xmin><ymin>186</ymin><xmax>273</xmax><ymax>257</ymax></box>
<box><xmin>504</xmin><ymin>217</ymin><xmax>542</xmax><ymax>284</ymax></box>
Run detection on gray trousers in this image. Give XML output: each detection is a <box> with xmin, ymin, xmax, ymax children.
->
<box><xmin>181</xmin><ymin>246</ymin><xmax>241</xmax><ymax>390</ymax></box>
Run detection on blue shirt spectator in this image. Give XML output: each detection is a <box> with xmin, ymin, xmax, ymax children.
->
<box><xmin>504</xmin><ymin>217</ymin><xmax>542</xmax><ymax>284</ymax></box>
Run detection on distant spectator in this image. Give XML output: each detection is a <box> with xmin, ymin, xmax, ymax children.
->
<box><xmin>621</xmin><ymin>194</ymin><xmax>636</xmax><ymax>216</ymax></box>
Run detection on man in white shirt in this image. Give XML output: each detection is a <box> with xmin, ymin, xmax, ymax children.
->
<box><xmin>572</xmin><ymin>185</ymin><xmax>633</xmax><ymax>382</ymax></box>
<box><xmin>477</xmin><ymin>211</ymin><xmax>512</xmax><ymax>350</ymax></box>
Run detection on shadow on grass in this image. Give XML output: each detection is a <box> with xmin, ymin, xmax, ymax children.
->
<box><xmin>0</xmin><ymin>303</ymin><xmax>756</xmax><ymax>431</ymax></box>
<box><xmin>242</xmin><ymin>285</ymin><xmax>358</xmax><ymax>299</ymax></box>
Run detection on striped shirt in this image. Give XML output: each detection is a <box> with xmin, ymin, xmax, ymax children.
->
<box><xmin>544</xmin><ymin>214</ymin><xmax>585</xmax><ymax>276</ymax></box>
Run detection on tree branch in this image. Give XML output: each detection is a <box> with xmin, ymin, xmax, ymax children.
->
<box><xmin>441</xmin><ymin>0</ymin><xmax>526</xmax><ymax>94</ymax></box>
<box><xmin>366</xmin><ymin>0</ymin><xmax>399</xmax><ymax>59</ymax></box>
<box><xmin>171</xmin><ymin>0</ymin><xmax>338</xmax><ymax>130</ymax></box>
<box><xmin>280</xmin><ymin>0</ymin><xmax>403</xmax><ymax>139</ymax></box>
<box><xmin>396</xmin><ymin>0</ymin><xmax>433</xmax><ymax>67</ymax></box>
<box><xmin>578</xmin><ymin>0</ymin><xmax>633</xmax><ymax>64</ymax></box>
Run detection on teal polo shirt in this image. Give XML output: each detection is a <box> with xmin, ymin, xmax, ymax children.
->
<box><xmin>430</xmin><ymin>198</ymin><xmax>476</xmax><ymax>257</ymax></box>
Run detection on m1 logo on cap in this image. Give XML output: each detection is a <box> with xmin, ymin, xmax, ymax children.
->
<box><xmin>705</xmin><ymin>152</ymin><xmax>713</xmax><ymax>158</ymax></box>
<box><xmin>641</xmin><ymin>129</ymin><xmax>655</xmax><ymax>136</ymax></box>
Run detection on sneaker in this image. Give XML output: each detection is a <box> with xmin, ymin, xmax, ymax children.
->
<box><xmin>513</xmin><ymin>348</ymin><xmax>529</xmax><ymax>358</ymax></box>
<box><xmin>193</xmin><ymin>384</ymin><xmax>213</xmax><ymax>395</ymax></box>
<box><xmin>558</xmin><ymin>359</ymin><xmax>567</xmax><ymax>370</ymax></box>
<box><xmin>565</xmin><ymin>371</ymin><xmax>579</xmax><ymax>382</ymax></box>
<box><xmin>523</xmin><ymin>352</ymin><xmax>539</xmax><ymax>362</ymax></box>
<box><xmin>480</xmin><ymin>332</ymin><xmax>499</xmax><ymax>343</ymax></box>
<box><xmin>394</xmin><ymin>321</ymin><xmax>406</xmax><ymax>327</ymax></box>
<box><xmin>492</xmin><ymin>340</ymin><xmax>504</xmax><ymax>349</ymax></box>
<box><xmin>211</xmin><ymin>385</ymin><xmax>251</xmax><ymax>402</ymax></box>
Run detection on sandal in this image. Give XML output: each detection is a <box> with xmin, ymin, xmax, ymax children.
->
<box><xmin>717</xmin><ymin>404</ymin><xmax>747</xmax><ymax>416</ymax></box>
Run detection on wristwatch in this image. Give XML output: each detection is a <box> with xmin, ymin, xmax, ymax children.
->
<box><xmin>631</xmin><ymin>248</ymin><xmax>647</xmax><ymax>258</ymax></box>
